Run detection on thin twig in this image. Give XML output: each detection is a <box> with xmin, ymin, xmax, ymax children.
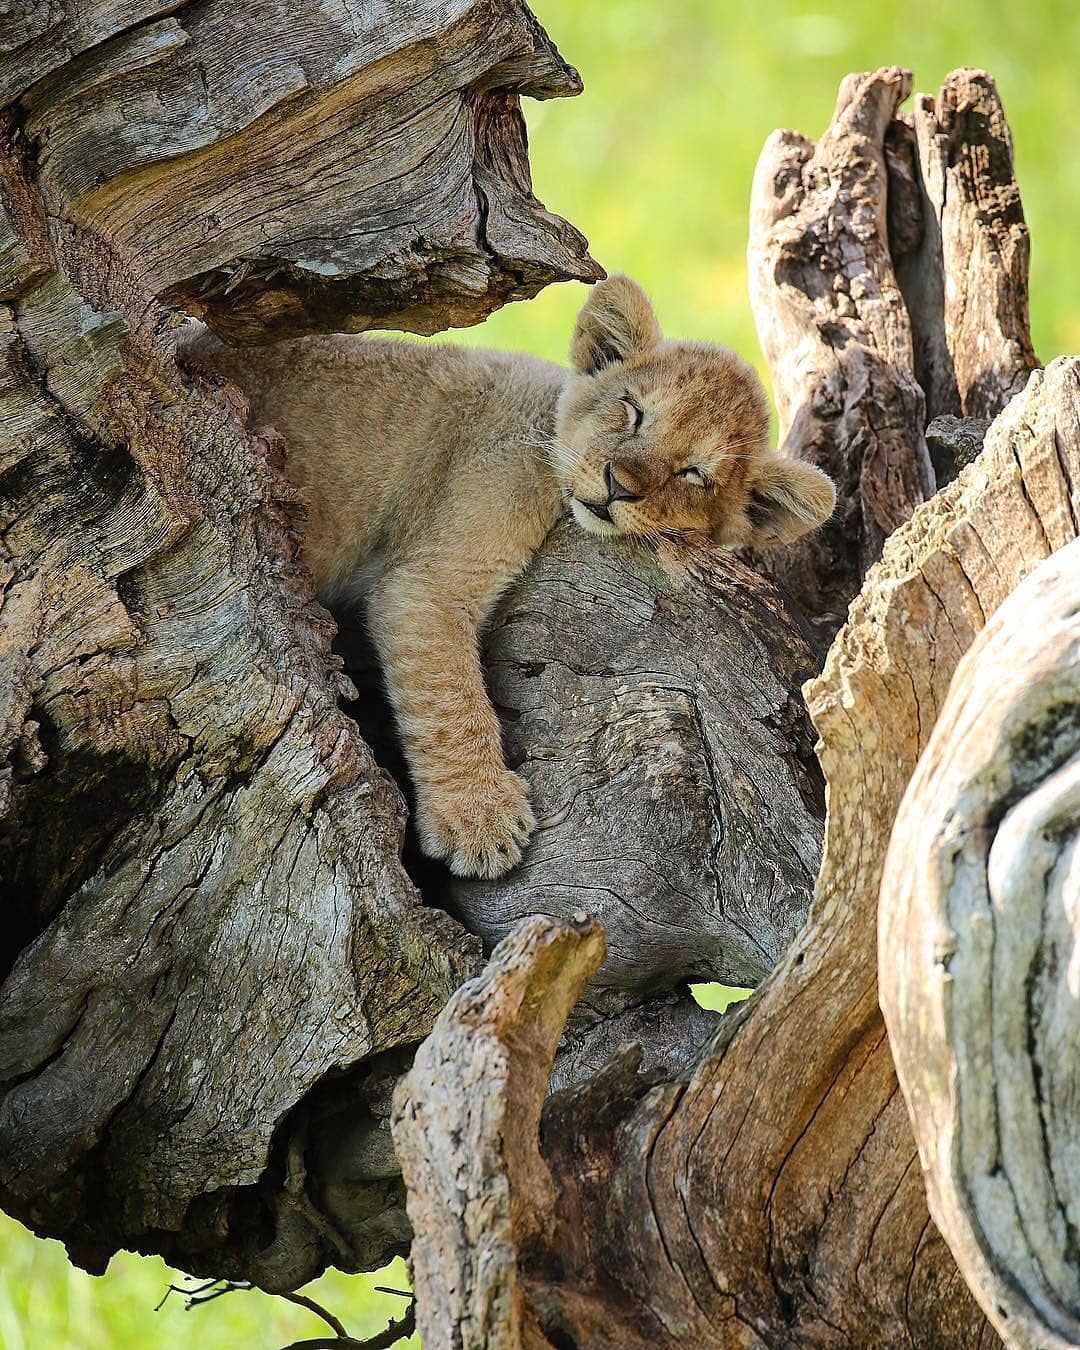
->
<box><xmin>154</xmin><ymin>1278</ymin><xmax>250</xmax><ymax>1312</ymax></box>
<box><xmin>279</xmin><ymin>1303</ymin><xmax>416</xmax><ymax>1350</ymax></box>
<box><xmin>277</xmin><ymin>1342</ymin><xmax>368</xmax><ymax>1349</ymax></box>
<box><xmin>278</xmin><ymin>1290</ymin><xmax>349</xmax><ymax>1338</ymax></box>
<box><xmin>154</xmin><ymin>1285</ymin><xmax>184</xmax><ymax>1312</ymax></box>
<box><xmin>155</xmin><ymin>1268</ymin><xmax>411</xmax><ymax>1350</ymax></box>
<box><xmin>187</xmin><ymin>1281</ymin><xmax>252</xmax><ymax>1307</ymax></box>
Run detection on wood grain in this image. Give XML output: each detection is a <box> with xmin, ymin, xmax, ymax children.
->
<box><xmin>453</xmin><ymin>523</ymin><xmax>824</xmax><ymax>1003</ymax></box>
<box><xmin>881</xmin><ymin>417</ymin><xmax>1080</xmax><ymax>1350</ymax></box>
<box><xmin>0</xmin><ymin>0</ymin><xmax>592</xmax><ymax>1286</ymax></box>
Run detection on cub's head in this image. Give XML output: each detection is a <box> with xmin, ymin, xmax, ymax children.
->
<box><xmin>553</xmin><ymin>275</ymin><xmax>835</xmax><ymax>549</ymax></box>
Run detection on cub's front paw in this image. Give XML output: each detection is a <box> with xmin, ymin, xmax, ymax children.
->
<box><xmin>417</xmin><ymin>771</ymin><xmax>535</xmax><ymax>879</ymax></box>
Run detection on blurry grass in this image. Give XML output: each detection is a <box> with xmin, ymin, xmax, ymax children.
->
<box><xmin>455</xmin><ymin>0</ymin><xmax>1080</xmax><ymax>376</ymax></box>
<box><xmin>4</xmin><ymin>2</ymin><xmax>1078</xmax><ymax>1345</ymax></box>
<box><xmin>691</xmin><ymin>983</ymin><xmax>754</xmax><ymax>1014</ymax></box>
<box><xmin>0</xmin><ymin>1213</ymin><xmax>419</xmax><ymax>1350</ymax></box>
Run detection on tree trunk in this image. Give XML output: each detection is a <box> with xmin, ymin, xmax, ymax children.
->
<box><xmin>0</xmin><ymin>0</ymin><xmax>597</xmax><ymax>1287</ymax></box>
<box><xmin>454</xmin><ymin>526</ymin><xmax>825</xmax><ymax>1003</ymax></box>
<box><xmin>881</xmin><ymin>530</ymin><xmax>1080</xmax><ymax>1349</ymax></box>
<box><xmin>2</xmin><ymin>17</ymin><xmax>1075</xmax><ymax>1349</ymax></box>
<box><xmin>393</xmin><ymin>69</ymin><xmax>1080</xmax><ymax>1349</ymax></box>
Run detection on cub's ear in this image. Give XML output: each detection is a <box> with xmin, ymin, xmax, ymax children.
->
<box><xmin>745</xmin><ymin>456</ymin><xmax>836</xmax><ymax>547</ymax></box>
<box><xmin>570</xmin><ymin>274</ymin><xmax>662</xmax><ymax>376</ymax></box>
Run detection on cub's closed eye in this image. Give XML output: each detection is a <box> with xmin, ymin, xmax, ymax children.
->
<box><xmin>623</xmin><ymin>398</ymin><xmax>645</xmax><ymax>433</ymax></box>
<box><xmin>677</xmin><ymin>466</ymin><xmax>707</xmax><ymax>487</ymax></box>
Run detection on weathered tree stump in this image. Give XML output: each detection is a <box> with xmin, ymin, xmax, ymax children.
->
<box><xmin>746</xmin><ymin>65</ymin><xmax>934</xmax><ymax>642</ymax></box>
<box><xmin>395</xmin><ymin>353</ymin><xmax>1080</xmax><ymax>1347</ymax></box>
<box><xmin>392</xmin><ymin>69</ymin><xmax>1080</xmax><ymax>1349</ymax></box>
<box><xmin>882</xmin><ymin>527</ymin><xmax>1080</xmax><ymax>1349</ymax></box>
<box><xmin>0</xmin><ymin>0</ymin><xmax>597</xmax><ymax>1287</ymax></box>
<box><xmin>2</xmin><ymin>16</ymin><xmax>1076</xmax><ymax>1349</ymax></box>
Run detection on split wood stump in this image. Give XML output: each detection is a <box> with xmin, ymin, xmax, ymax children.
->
<box><xmin>1</xmin><ymin>16</ymin><xmax>1076</xmax><ymax>1348</ymax></box>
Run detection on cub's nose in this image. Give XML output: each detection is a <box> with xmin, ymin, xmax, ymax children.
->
<box><xmin>605</xmin><ymin>462</ymin><xmax>642</xmax><ymax>503</ymax></box>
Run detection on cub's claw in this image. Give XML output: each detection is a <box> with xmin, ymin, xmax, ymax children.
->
<box><xmin>417</xmin><ymin>771</ymin><xmax>535</xmax><ymax>879</ymax></box>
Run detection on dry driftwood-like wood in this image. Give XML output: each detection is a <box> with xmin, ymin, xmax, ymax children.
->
<box><xmin>0</xmin><ymin>0</ymin><xmax>599</xmax><ymax>1287</ymax></box>
<box><xmin>392</xmin><ymin>916</ymin><xmax>606</xmax><ymax>1350</ymax></box>
<box><xmin>881</xmin><ymin>540</ymin><xmax>1080</xmax><ymax>1347</ymax></box>
<box><xmin>391</xmin><ymin>67</ymin><xmax>1080</xmax><ymax>1347</ymax></box>
<box><xmin>900</xmin><ymin>69</ymin><xmax>1040</xmax><ymax>421</ymax></box>
<box><xmin>400</xmin><ymin>356</ymin><xmax>1080</xmax><ymax>1349</ymax></box>
<box><xmin>748</xmin><ymin>67</ymin><xmax>1040</xmax><ymax>640</ymax></box>
<box><xmin>747</xmin><ymin>66</ymin><xmax>934</xmax><ymax>638</ymax></box>
<box><xmin>9</xmin><ymin>0</ymin><xmax>600</xmax><ymax>344</ymax></box>
<box><xmin>0</xmin><ymin>213</ymin><xmax>481</xmax><ymax>1287</ymax></box>
<box><xmin>451</xmin><ymin>523</ymin><xmax>825</xmax><ymax>1005</ymax></box>
<box><xmin>3</xmin><ymin>27</ymin><xmax>1072</xmax><ymax>1350</ymax></box>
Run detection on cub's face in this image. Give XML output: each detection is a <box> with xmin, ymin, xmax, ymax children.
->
<box><xmin>553</xmin><ymin>276</ymin><xmax>835</xmax><ymax>550</ymax></box>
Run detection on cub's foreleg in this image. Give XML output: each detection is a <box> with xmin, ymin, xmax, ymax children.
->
<box><xmin>366</xmin><ymin>560</ymin><xmax>534</xmax><ymax>879</ymax></box>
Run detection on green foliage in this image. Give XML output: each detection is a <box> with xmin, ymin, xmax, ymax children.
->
<box><xmin>691</xmin><ymin>982</ymin><xmax>753</xmax><ymax>1014</ymax></box>
<box><xmin>0</xmin><ymin>1213</ymin><xmax>419</xmax><ymax>1350</ymax></box>
<box><xmin>3</xmin><ymin>4</ymin><xmax>1076</xmax><ymax>1346</ymax></box>
<box><xmin>458</xmin><ymin>0</ymin><xmax>1080</xmax><ymax>375</ymax></box>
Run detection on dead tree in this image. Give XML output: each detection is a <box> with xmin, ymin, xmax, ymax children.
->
<box><xmin>0</xmin><ymin>0</ymin><xmax>601</xmax><ymax>1287</ymax></box>
<box><xmin>1</xmin><ymin>8</ymin><xmax>1076</xmax><ymax>1345</ymax></box>
<box><xmin>393</xmin><ymin>67</ymin><xmax>1079</xmax><ymax>1349</ymax></box>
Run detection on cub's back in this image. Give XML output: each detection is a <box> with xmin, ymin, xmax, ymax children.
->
<box><xmin>180</xmin><ymin>328</ymin><xmax>566</xmax><ymax>591</ymax></box>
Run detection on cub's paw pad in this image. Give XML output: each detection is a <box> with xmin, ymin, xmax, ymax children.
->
<box><xmin>419</xmin><ymin>773</ymin><xmax>535</xmax><ymax>880</ymax></box>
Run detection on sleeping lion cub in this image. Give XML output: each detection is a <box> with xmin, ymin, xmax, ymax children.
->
<box><xmin>186</xmin><ymin>277</ymin><xmax>835</xmax><ymax>878</ymax></box>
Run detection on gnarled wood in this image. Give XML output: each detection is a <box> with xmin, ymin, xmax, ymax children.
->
<box><xmin>392</xmin><ymin>916</ymin><xmax>605</xmax><ymax>1350</ymax></box>
<box><xmin>452</xmin><ymin>524</ymin><xmax>824</xmax><ymax>1006</ymax></box>
<box><xmin>11</xmin><ymin>1</ymin><xmax>600</xmax><ymax>344</ymax></box>
<box><xmin>570</xmin><ymin>357</ymin><xmax>1076</xmax><ymax>1346</ymax></box>
<box><xmin>0</xmin><ymin>228</ymin><xmax>482</xmax><ymax>1287</ymax></box>
<box><xmin>3</xmin><ymin>32</ymin><xmax>1073</xmax><ymax>1350</ymax></box>
<box><xmin>401</xmin><ymin>355</ymin><xmax>1080</xmax><ymax>1350</ymax></box>
<box><xmin>747</xmin><ymin>66</ymin><xmax>934</xmax><ymax>639</ymax></box>
<box><xmin>391</xmin><ymin>66</ymin><xmax>1075</xmax><ymax>1342</ymax></box>
<box><xmin>0</xmin><ymin>0</ymin><xmax>594</xmax><ymax>1288</ymax></box>
<box><xmin>881</xmin><ymin>535</ymin><xmax>1080</xmax><ymax>1348</ymax></box>
<box><xmin>903</xmin><ymin>70</ymin><xmax>1039</xmax><ymax>420</ymax></box>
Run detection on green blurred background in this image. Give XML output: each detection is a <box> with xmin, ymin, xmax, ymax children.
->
<box><xmin>3</xmin><ymin>1</ymin><xmax>1077</xmax><ymax>1346</ymax></box>
<box><xmin>458</xmin><ymin>0</ymin><xmax>1080</xmax><ymax>370</ymax></box>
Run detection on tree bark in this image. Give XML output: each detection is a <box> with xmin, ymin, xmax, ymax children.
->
<box><xmin>391</xmin><ymin>71</ymin><xmax>1078</xmax><ymax>1348</ymax></box>
<box><xmin>899</xmin><ymin>70</ymin><xmax>1040</xmax><ymax>421</ymax></box>
<box><xmin>10</xmin><ymin>0</ymin><xmax>601</xmax><ymax>344</ymax></box>
<box><xmin>453</xmin><ymin>526</ymin><xmax>824</xmax><ymax>1005</ymax></box>
<box><xmin>881</xmin><ymin>532</ymin><xmax>1080</xmax><ymax>1349</ymax></box>
<box><xmin>3</xmin><ymin>24</ymin><xmax>1075</xmax><ymax>1350</ymax></box>
<box><xmin>746</xmin><ymin>66</ymin><xmax>934</xmax><ymax>642</ymax></box>
<box><xmin>331</xmin><ymin>515</ymin><xmax>824</xmax><ymax>1080</ymax></box>
<box><xmin>396</xmin><ymin>354</ymin><xmax>1080</xmax><ymax>1347</ymax></box>
<box><xmin>393</xmin><ymin>915</ymin><xmax>607</xmax><ymax>1350</ymax></box>
<box><xmin>0</xmin><ymin>0</ymin><xmax>596</xmax><ymax>1287</ymax></box>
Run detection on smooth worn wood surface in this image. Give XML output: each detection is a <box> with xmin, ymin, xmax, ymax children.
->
<box><xmin>453</xmin><ymin>523</ymin><xmax>825</xmax><ymax>1005</ymax></box>
<box><xmin>881</xmin><ymin>439</ymin><xmax>1080</xmax><ymax>1349</ymax></box>
<box><xmin>392</xmin><ymin>916</ymin><xmax>606</xmax><ymax>1350</ymax></box>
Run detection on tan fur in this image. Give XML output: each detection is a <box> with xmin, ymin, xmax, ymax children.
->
<box><xmin>183</xmin><ymin>277</ymin><xmax>835</xmax><ymax>878</ymax></box>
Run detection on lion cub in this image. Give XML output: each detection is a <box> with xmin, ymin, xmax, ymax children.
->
<box><xmin>186</xmin><ymin>277</ymin><xmax>835</xmax><ymax>878</ymax></box>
